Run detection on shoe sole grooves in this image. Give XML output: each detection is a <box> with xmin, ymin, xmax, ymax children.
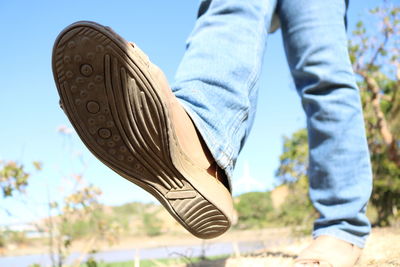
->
<box><xmin>52</xmin><ymin>22</ymin><xmax>229</xmax><ymax>239</ymax></box>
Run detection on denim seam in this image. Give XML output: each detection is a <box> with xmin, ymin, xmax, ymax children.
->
<box><xmin>313</xmin><ymin>227</ymin><xmax>368</xmax><ymax>248</ymax></box>
<box><xmin>246</xmin><ymin>2</ymin><xmax>268</xmax><ymax>97</ymax></box>
<box><xmin>224</xmin><ymin>1</ymin><xmax>268</xmax><ymax>166</ymax></box>
<box><xmin>224</xmin><ymin>108</ymin><xmax>249</xmax><ymax>163</ymax></box>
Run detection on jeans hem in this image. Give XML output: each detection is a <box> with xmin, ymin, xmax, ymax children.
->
<box><xmin>313</xmin><ymin>227</ymin><xmax>369</xmax><ymax>248</ymax></box>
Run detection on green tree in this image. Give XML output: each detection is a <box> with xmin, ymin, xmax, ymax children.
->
<box><xmin>40</xmin><ymin>126</ymin><xmax>124</xmax><ymax>267</ymax></box>
<box><xmin>0</xmin><ymin>160</ymin><xmax>41</xmax><ymax>198</ymax></box>
<box><xmin>0</xmin><ymin>160</ymin><xmax>41</xmax><ymax>248</ymax></box>
<box><xmin>234</xmin><ymin>191</ymin><xmax>274</xmax><ymax>229</ymax></box>
<box><xmin>276</xmin><ymin>129</ymin><xmax>308</xmax><ymax>184</ymax></box>
<box><xmin>275</xmin><ymin>129</ymin><xmax>318</xmax><ymax>232</ymax></box>
<box><xmin>349</xmin><ymin>4</ymin><xmax>400</xmax><ymax>225</ymax></box>
<box><xmin>142</xmin><ymin>211</ymin><xmax>163</xmax><ymax>236</ymax></box>
<box><xmin>46</xmin><ymin>183</ymin><xmax>122</xmax><ymax>267</ymax></box>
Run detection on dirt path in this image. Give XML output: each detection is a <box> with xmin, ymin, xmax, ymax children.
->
<box><xmin>1</xmin><ymin>227</ymin><xmax>292</xmax><ymax>257</ymax></box>
<box><xmin>2</xmin><ymin>227</ymin><xmax>399</xmax><ymax>266</ymax></box>
<box><xmin>189</xmin><ymin>227</ymin><xmax>400</xmax><ymax>267</ymax></box>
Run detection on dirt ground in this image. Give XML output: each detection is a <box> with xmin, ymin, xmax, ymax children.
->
<box><xmin>1</xmin><ymin>227</ymin><xmax>291</xmax><ymax>256</ymax></box>
<box><xmin>2</xmin><ymin>227</ymin><xmax>399</xmax><ymax>266</ymax></box>
<box><xmin>189</xmin><ymin>227</ymin><xmax>400</xmax><ymax>267</ymax></box>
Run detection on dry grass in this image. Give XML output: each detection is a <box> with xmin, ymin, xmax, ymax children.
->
<box><xmin>3</xmin><ymin>227</ymin><xmax>399</xmax><ymax>266</ymax></box>
<box><xmin>187</xmin><ymin>227</ymin><xmax>400</xmax><ymax>267</ymax></box>
<box><xmin>357</xmin><ymin>227</ymin><xmax>400</xmax><ymax>266</ymax></box>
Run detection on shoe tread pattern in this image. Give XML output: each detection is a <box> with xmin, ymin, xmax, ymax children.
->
<box><xmin>52</xmin><ymin>22</ymin><xmax>229</xmax><ymax>238</ymax></box>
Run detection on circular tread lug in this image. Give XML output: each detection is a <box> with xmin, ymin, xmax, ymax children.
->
<box><xmin>107</xmin><ymin>141</ymin><xmax>115</xmax><ymax>147</ymax></box>
<box><xmin>74</xmin><ymin>55</ymin><xmax>82</xmax><ymax>62</ymax></box>
<box><xmin>67</xmin><ymin>41</ymin><xmax>76</xmax><ymax>49</ymax></box>
<box><xmin>87</xmin><ymin>52</ymin><xmax>95</xmax><ymax>60</ymax></box>
<box><xmin>64</xmin><ymin>56</ymin><xmax>71</xmax><ymax>64</ymax></box>
<box><xmin>80</xmin><ymin>64</ymin><xmax>93</xmax><ymax>77</ymax></box>
<box><xmin>76</xmin><ymin>77</ymin><xmax>84</xmax><ymax>84</ymax></box>
<box><xmin>98</xmin><ymin>128</ymin><xmax>112</xmax><ymax>139</ymax></box>
<box><xmin>97</xmin><ymin>138</ymin><xmax>105</xmax><ymax>145</ymax></box>
<box><xmin>81</xmin><ymin>37</ymin><xmax>90</xmax><ymax>45</ymax></box>
<box><xmin>86</xmin><ymin>101</ymin><xmax>100</xmax><ymax>114</ymax></box>
<box><xmin>88</xmin><ymin>82</ymin><xmax>96</xmax><ymax>90</ymax></box>
<box><xmin>89</xmin><ymin>127</ymin><xmax>97</xmax><ymax>135</ymax></box>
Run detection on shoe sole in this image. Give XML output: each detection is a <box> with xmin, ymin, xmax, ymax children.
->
<box><xmin>52</xmin><ymin>21</ymin><xmax>230</xmax><ymax>239</ymax></box>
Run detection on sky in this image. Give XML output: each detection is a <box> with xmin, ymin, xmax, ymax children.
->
<box><xmin>0</xmin><ymin>0</ymin><xmax>382</xmax><ymax>225</ymax></box>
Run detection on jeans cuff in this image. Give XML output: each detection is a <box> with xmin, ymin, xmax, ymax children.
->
<box><xmin>313</xmin><ymin>227</ymin><xmax>369</xmax><ymax>248</ymax></box>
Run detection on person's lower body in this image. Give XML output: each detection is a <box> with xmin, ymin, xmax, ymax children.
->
<box><xmin>173</xmin><ymin>0</ymin><xmax>372</xmax><ymax>265</ymax></box>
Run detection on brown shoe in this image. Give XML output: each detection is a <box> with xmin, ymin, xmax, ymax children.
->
<box><xmin>294</xmin><ymin>235</ymin><xmax>362</xmax><ymax>267</ymax></box>
<box><xmin>52</xmin><ymin>21</ymin><xmax>233</xmax><ymax>239</ymax></box>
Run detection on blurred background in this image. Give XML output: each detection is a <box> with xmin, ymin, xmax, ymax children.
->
<box><xmin>0</xmin><ymin>0</ymin><xmax>399</xmax><ymax>266</ymax></box>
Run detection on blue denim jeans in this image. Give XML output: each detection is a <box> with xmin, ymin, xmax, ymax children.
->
<box><xmin>172</xmin><ymin>0</ymin><xmax>372</xmax><ymax>248</ymax></box>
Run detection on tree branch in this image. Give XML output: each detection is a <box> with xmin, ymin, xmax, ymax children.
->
<box><xmin>367</xmin><ymin>17</ymin><xmax>391</xmax><ymax>69</ymax></box>
<box><xmin>357</xmin><ymin>70</ymin><xmax>400</xmax><ymax>166</ymax></box>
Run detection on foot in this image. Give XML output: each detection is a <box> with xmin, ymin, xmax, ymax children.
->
<box><xmin>146</xmin><ymin>59</ymin><xmax>229</xmax><ymax>188</ymax></box>
<box><xmin>52</xmin><ymin>21</ymin><xmax>233</xmax><ymax>239</ymax></box>
<box><xmin>294</xmin><ymin>235</ymin><xmax>362</xmax><ymax>267</ymax></box>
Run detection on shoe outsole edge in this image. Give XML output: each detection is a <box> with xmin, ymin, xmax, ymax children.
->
<box><xmin>52</xmin><ymin>21</ymin><xmax>232</xmax><ymax>239</ymax></box>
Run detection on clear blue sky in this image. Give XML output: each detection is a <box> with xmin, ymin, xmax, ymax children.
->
<box><xmin>0</xmin><ymin>0</ymin><xmax>381</xmax><ymax>225</ymax></box>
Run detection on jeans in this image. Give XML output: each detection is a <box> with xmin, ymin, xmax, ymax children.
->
<box><xmin>172</xmin><ymin>0</ymin><xmax>373</xmax><ymax>248</ymax></box>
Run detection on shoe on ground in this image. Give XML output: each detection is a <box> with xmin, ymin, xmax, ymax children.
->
<box><xmin>294</xmin><ymin>235</ymin><xmax>362</xmax><ymax>267</ymax></box>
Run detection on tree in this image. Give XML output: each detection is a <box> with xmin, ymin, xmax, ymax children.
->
<box><xmin>276</xmin><ymin>129</ymin><xmax>308</xmax><ymax>184</ymax></box>
<box><xmin>0</xmin><ymin>160</ymin><xmax>41</xmax><ymax>198</ymax></box>
<box><xmin>234</xmin><ymin>191</ymin><xmax>274</xmax><ymax>229</ymax></box>
<box><xmin>275</xmin><ymin>129</ymin><xmax>318</xmax><ymax>231</ymax></box>
<box><xmin>349</xmin><ymin>4</ymin><xmax>400</xmax><ymax>225</ymax></box>
<box><xmin>46</xmin><ymin>184</ymin><xmax>122</xmax><ymax>267</ymax></box>
<box><xmin>1</xmin><ymin>126</ymin><xmax>123</xmax><ymax>267</ymax></box>
<box><xmin>43</xmin><ymin>127</ymin><xmax>123</xmax><ymax>267</ymax></box>
<box><xmin>0</xmin><ymin>160</ymin><xmax>41</xmax><ymax>248</ymax></box>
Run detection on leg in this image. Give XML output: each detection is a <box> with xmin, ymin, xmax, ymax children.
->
<box><xmin>172</xmin><ymin>0</ymin><xmax>277</xmax><ymax>184</ymax></box>
<box><xmin>277</xmin><ymin>0</ymin><xmax>373</xmax><ymax>253</ymax></box>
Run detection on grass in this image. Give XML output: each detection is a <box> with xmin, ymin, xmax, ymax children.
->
<box><xmin>82</xmin><ymin>254</ymin><xmax>229</xmax><ymax>267</ymax></box>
